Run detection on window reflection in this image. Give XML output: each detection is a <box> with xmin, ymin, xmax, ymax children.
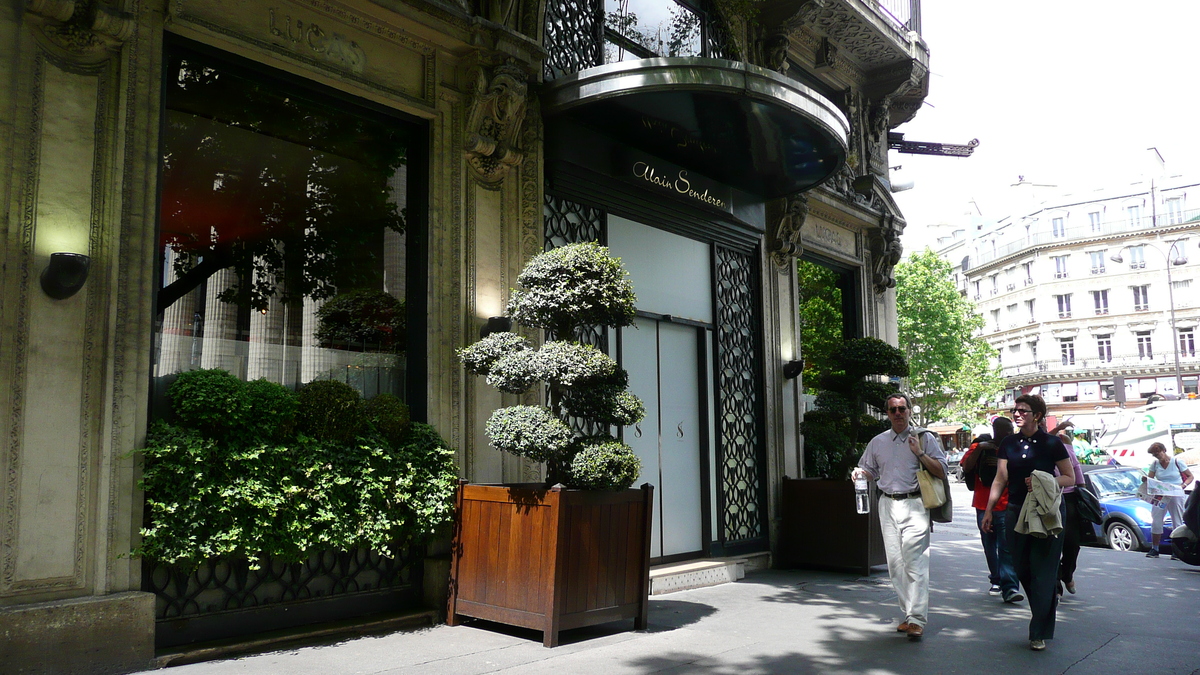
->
<box><xmin>604</xmin><ymin>0</ymin><xmax>702</xmax><ymax>62</ymax></box>
<box><xmin>154</xmin><ymin>45</ymin><xmax>413</xmax><ymax>410</ymax></box>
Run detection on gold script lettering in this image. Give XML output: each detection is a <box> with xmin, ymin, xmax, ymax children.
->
<box><xmin>631</xmin><ymin>162</ymin><xmax>725</xmax><ymax>209</ymax></box>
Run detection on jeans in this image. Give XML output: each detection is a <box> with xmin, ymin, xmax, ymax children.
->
<box><xmin>976</xmin><ymin>508</ymin><xmax>1018</xmax><ymax>595</ymax></box>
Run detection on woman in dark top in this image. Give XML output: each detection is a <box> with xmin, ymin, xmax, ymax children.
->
<box><xmin>981</xmin><ymin>394</ymin><xmax>1075</xmax><ymax>652</ymax></box>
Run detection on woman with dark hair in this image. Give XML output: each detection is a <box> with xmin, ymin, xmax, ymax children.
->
<box><xmin>981</xmin><ymin>394</ymin><xmax>1075</xmax><ymax>652</ymax></box>
<box><xmin>1054</xmin><ymin>422</ymin><xmax>1085</xmax><ymax>595</ymax></box>
<box><xmin>961</xmin><ymin>417</ymin><xmax>1020</xmax><ymax>602</ymax></box>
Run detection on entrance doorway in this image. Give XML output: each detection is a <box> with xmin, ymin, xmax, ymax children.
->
<box><xmin>621</xmin><ymin>317</ymin><xmax>709</xmax><ymax>559</ymax></box>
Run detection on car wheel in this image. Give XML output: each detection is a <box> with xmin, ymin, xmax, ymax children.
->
<box><xmin>1106</xmin><ymin>521</ymin><xmax>1140</xmax><ymax>552</ymax></box>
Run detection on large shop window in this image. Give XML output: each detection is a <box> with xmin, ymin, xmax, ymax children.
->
<box><xmin>153</xmin><ymin>44</ymin><xmax>420</xmax><ymax>412</ymax></box>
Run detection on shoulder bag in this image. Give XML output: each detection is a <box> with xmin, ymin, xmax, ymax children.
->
<box><xmin>1076</xmin><ymin>485</ymin><xmax>1103</xmax><ymax>525</ymax></box>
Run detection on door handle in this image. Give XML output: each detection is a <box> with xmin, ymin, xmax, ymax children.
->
<box><xmin>676</xmin><ymin>423</ymin><xmax>685</xmax><ymax>439</ymax></box>
<box><xmin>634</xmin><ymin>423</ymin><xmax>642</xmax><ymax>438</ymax></box>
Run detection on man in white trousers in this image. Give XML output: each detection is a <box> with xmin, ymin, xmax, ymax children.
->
<box><xmin>852</xmin><ymin>392</ymin><xmax>946</xmax><ymax>640</ymax></box>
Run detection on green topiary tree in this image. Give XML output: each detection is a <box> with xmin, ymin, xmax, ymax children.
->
<box><xmin>458</xmin><ymin>242</ymin><xmax>645</xmax><ymax>489</ymax></box>
<box><xmin>800</xmin><ymin>337</ymin><xmax>909</xmax><ymax>479</ymax></box>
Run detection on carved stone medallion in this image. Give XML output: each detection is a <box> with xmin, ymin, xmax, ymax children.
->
<box><xmin>464</xmin><ymin>60</ymin><xmax>529</xmax><ymax>185</ymax></box>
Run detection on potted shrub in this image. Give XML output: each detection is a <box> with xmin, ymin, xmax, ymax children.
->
<box><xmin>447</xmin><ymin>242</ymin><xmax>653</xmax><ymax>647</ymax></box>
<box><xmin>782</xmin><ymin>337</ymin><xmax>907</xmax><ymax>574</ymax></box>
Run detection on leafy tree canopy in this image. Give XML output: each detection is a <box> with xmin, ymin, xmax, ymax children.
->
<box><xmin>796</xmin><ymin>260</ymin><xmax>842</xmax><ymax>385</ymax></box>
<box><xmin>896</xmin><ymin>249</ymin><xmax>1002</xmax><ymax>425</ymax></box>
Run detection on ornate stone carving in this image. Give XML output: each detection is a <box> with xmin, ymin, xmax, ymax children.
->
<box><xmin>464</xmin><ymin>60</ymin><xmax>528</xmax><ymax>185</ymax></box>
<box><xmin>477</xmin><ymin>0</ymin><xmax>520</xmax><ymax>31</ymax></box>
<box><xmin>869</xmin><ymin>214</ymin><xmax>903</xmax><ymax>294</ymax></box>
<box><xmin>769</xmin><ymin>193</ymin><xmax>808</xmax><ymax>270</ymax></box>
<box><xmin>26</xmin><ymin>0</ymin><xmax>133</xmax><ymax>62</ymax></box>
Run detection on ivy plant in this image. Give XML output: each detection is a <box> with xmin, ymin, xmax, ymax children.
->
<box><xmin>136</xmin><ymin>369</ymin><xmax>455</xmax><ymax>569</ymax></box>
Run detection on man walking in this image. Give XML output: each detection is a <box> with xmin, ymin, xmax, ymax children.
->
<box><xmin>853</xmin><ymin>393</ymin><xmax>947</xmax><ymax>640</ymax></box>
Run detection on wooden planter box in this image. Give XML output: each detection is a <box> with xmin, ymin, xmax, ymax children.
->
<box><xmin>779</xmin><ymin>477</ymin><xmax>886</xmax><ymax>575</ymax></box>
<box><xmin>446</xmin><ymin>482</ymin><xmax>653</xmax><ymax>647</ymax></box>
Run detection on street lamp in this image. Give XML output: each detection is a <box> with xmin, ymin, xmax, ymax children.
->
<box><xmin>1110</xmin><ymin>237</ymin><xmax>1189</xmax><ymax>398</ymax></box>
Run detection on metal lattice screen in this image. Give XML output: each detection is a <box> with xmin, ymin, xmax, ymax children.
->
<box><xmin>714</xmin><ymin>245</ymin><xmax>766</xmax><ymax>544</ymax></box>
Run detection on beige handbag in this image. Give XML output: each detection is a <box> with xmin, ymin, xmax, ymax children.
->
<box><xmin>917</xmin><ymin>467</ymin><xmax>946</xmax><ymax>509</ymax></box>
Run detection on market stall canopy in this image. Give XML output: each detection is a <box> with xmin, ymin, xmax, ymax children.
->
<box><xmin>542</xmin><ymin>58</ymin><xmax>849</xmax><ymax>199</ymax></box>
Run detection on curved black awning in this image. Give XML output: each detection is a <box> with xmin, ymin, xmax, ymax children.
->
<box><xmin>542</xmin><ymin>58</ymin><xmax>849</xmax><ymax>199</ymax></box>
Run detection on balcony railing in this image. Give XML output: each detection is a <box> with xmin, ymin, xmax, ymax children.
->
<box><xmin>877</xmin><ymin>0</ymin><xmax>922</xmax><ymax>32</ymax></box>
<box><xmin>999</xmin><ymin>351</ymin><xmax>1194</xmax><ymax>379</ymax></box>
<box><xmin>969</xmin><ymin>204</ymin><xmax>1200</xmax><ymax>267</ymax></box>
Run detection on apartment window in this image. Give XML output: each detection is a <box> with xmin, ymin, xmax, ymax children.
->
<box><xmin>1129</xmin><ymin>245</ymin><xmax>1145</xmax><ymax>269</ymax></box>
<box><xmin>990</xmin><ymin>274</ymin><xmax>999</xmax><ymax>295</ymax></box>
<box><xmin>1006</xmin><ymin>303</ymin><xmax>1019</xmax><ymax>328</ymax></box>
<box><xmin>1053</xmin><ymin>255</ymin><xmax>1069</xmax><ymax>279</ymax></box>
<box><xmin>1005</xmin><ymin>267</ymin><xmax>1016</xmax><ymax>291</ymax></box>
<box><xmin>1181</xmin><ymin>328</ymin><xmax>1196</xmax><ymax>358</ymax></box>
<box><xmin>1166</xmin><ymin>197</ymin><xmax>1184</xmax><ymax>225</ymax></box>
<box><xmin>1126</xmin><ymin>204</ymin><xmax>1142</xmax><ymax>228</ymax></box>
<box><xmin>1028</xmin><ymin>341</ymin><xmax>1038</xmax><ymax>361</ymax></box>
<box><xmin>1022</xmin><ymin>261</ymin><xmax>1034</xmax><ymax>285</ymax></box>
<box><xmin>1055</xmin><ymin>294</ymin><xmax>1072</xmax><ymax>318</ymax></box>
<box><xmin>1174</xmin><ymin>279</ymin><xmax>1193</xmax><ymax>308</ymax></box>
<box><xmin>1096</xmin><ymin>334</ymin><xmax>1112</xmax><ymax>363</ymax></box>
<box><xmin>973</xmin><ymin>279</ymin><xmax>981</xmax><ymax>299</ymax></box>
<box><xmin>1060</xmin><ymin>338</ymin><xmax>1076</xmax><ymax>366</ymax></box>
<box><xmin>1092</xmin><ymin>289</ymin><xmax>1109</xmax><ymax>315</ymax></box>
<box><xmin>1137</xmin><ymin>331</ymin><xmax>1153</xmax><ymax>359</ymax></box>
<box><xmin>1089</xmin><ymin>251</ymin><xmax>1106</xmax><ymax>274</ymax></box>
<box><xmin>1088</xmin><ymin>211</ymin><xmax>1101</xmax><ymax>233</ymax></box>
<box><xmin>1025</xmin><ymin>299</ymin><xmax>1036</xmax><ymax>323</ymax></box>
<box><xmin>1133</xmin><ymin>284</ymin><xmax>1150</xmax><ymax>311</ymax></box>
<box><xmin>991</xmin><ymin>308</ymin><xmax>1001</xmax><ymax>332</ymax></box>
<box><xmin>1052</xmin><ymin>217</ymin><xmax>1066</xmax><ymax>237</ymax></box>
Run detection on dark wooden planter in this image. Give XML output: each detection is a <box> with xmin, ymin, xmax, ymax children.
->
<box><xmin>779</xmin><ymin>477</ymin><xmax>886</xmax><ymax>575</ymax></box>
<box><xmin>446</xmin><ymin>482</ymin><xmax>653</xmax><ymax>647</ymax></box>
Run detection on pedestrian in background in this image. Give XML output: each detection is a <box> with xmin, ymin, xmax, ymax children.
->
<box><xmin>853</xmin><ymin>392</ymin><xmax>947</xmax><ymax>640</ymax></box>
<box><xmin>1144</xmin><ymin>442</ymin><xmax>1194</xmax><ymax>558</ymax></box>
<box><xmin>960</xmin><ymin>418</ymin><xmax>1021</xmax><ymax>603</ymax></box>
<box><xmin>982</xmin><ymin>394</ymin><xmax>1075</xmax><ymax>652</ymax></box>
<box><xmin>1053</xmin><ymin>422</ymin><xmax>1085</xmax><ymax>595</ymax></box>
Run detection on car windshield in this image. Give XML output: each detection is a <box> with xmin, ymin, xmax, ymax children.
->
<box><xmin>1089</xmin><ymin>469</ymin><xmax>1143</xmax><ymax>497</ymax></box>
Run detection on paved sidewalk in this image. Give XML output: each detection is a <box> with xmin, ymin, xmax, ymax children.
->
<box><xmin>169</xmin><ymin>484</ymin><xmax>1200</xmax><ymax>675</ymax></box>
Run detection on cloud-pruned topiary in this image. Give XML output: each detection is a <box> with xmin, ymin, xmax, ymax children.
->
<box><xmin>457</xmin><ymin>242</ymin><xmax>644</xmax><ymax>489</ymax></box>
<box><xmin>507</xmin><ymin>242</ymin><xmax>637</xmax><ymax>339</ymax></box>
<box><xmin>569</xmin><ymin>436</ymin><xmax>642</xmax><ymax>491</ymax></box>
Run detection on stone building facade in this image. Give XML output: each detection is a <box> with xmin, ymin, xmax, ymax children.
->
<box><xmin>0</xmin><ymin>0</ymin><xmax>928</xmax><ymax>670</ymax></box>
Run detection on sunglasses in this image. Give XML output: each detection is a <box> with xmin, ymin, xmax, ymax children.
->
<box><xmin>888</xmin><ymin>406</ymin><xmax>908</xmax><ymax>413</ymax></box>
<box><xmin>1010</xmin><ymin>408</ymin><xmax>1034</xmax><ymax>417</ymax></box>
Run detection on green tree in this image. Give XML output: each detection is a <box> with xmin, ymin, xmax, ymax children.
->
<box><xmin>797</xmin><ymin>260</ymin><xmax>842</xmax><ymax>386</ymax></box>
<box><xmin>895</xmin><ymin>249</ymin><xmax>1000</xmax><ymax>425</ymax></box>
<box><xmin>943</xmin><ymin>338</ymin><xmax>1006</xmax><ymax>426</ymax></box>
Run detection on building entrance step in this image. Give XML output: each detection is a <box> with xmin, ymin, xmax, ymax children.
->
<box><xmin>649</xmin><ymin>552</ymin><xmax>770</xmax><ymax>595</ymax></box>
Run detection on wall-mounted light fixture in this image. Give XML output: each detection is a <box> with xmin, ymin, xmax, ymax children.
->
<box><xmin>479</xmin><ymin>316</ymin><xmax>512</xmax><ymax>339</ymax></box>
<box><xmin>40</xmin><ymin>252</ymin><xmax>90</xmax><ymax>300</ymax></box>
<box><xmin>782</xmin><ymin>359</ymin><xmax>804</xmax><ymax>380</ymax></box>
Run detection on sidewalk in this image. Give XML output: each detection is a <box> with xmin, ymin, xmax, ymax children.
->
<box><xmin>168</xmin><ymin>484</ymin><xmax>1200</xmax><ymax>674</ymax></box>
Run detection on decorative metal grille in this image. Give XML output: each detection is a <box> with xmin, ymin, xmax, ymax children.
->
<box><xmin>143</xmin><ymin>546</ymin><xmax>418</xmax><ymax>621</ymax></box>
<box><xmin>545</xmin><ymin>193</ymin><xmax>605</xmax><ymax>251</ymax></box>
<box><xmin>702</xmin><ymin>3</ymin><xmax>734</xmax><ymax>60</ymax></box>
<box><xmin>543</xmin><ymin>0</ymin><xmax>603</xmax><ymax>80</ymax></box>
<box><xmin>714</xmin><ymin>246</ymin><xmax>765</xmax><ymax>544</ymax></box>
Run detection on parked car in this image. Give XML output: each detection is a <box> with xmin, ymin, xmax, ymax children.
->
<box><xmin>945</xmin><ymin>448</ymin><xmax>965</xmax><ymax>482</ymax></box>
<box><xmin>1080</xmin><ymin>465</ymin><xmax>1173</xmax><ymax>552</ymax></box>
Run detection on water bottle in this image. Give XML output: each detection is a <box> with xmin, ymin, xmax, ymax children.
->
<box><xmin>854</xmin><ymin>478</ymin><xmax>870</xmax><ymax>514</ymax></box>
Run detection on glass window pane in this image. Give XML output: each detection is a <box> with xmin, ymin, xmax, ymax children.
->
<box><xmin>154</xmin><ymin>46</ymin><xmax>413</xmax><ymax>412</ymax></box>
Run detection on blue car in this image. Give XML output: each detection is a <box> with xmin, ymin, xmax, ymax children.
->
<box><xmin>1080</xmin><ymin>465</ymin><xmax>1173</xmax><ymax>552</ymax></box>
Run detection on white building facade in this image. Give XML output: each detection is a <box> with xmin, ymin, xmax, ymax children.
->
<box><xmin>941</xmin><ymin>178</ymin><xmax>1200</xmax><ymax>422</ymax></box>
